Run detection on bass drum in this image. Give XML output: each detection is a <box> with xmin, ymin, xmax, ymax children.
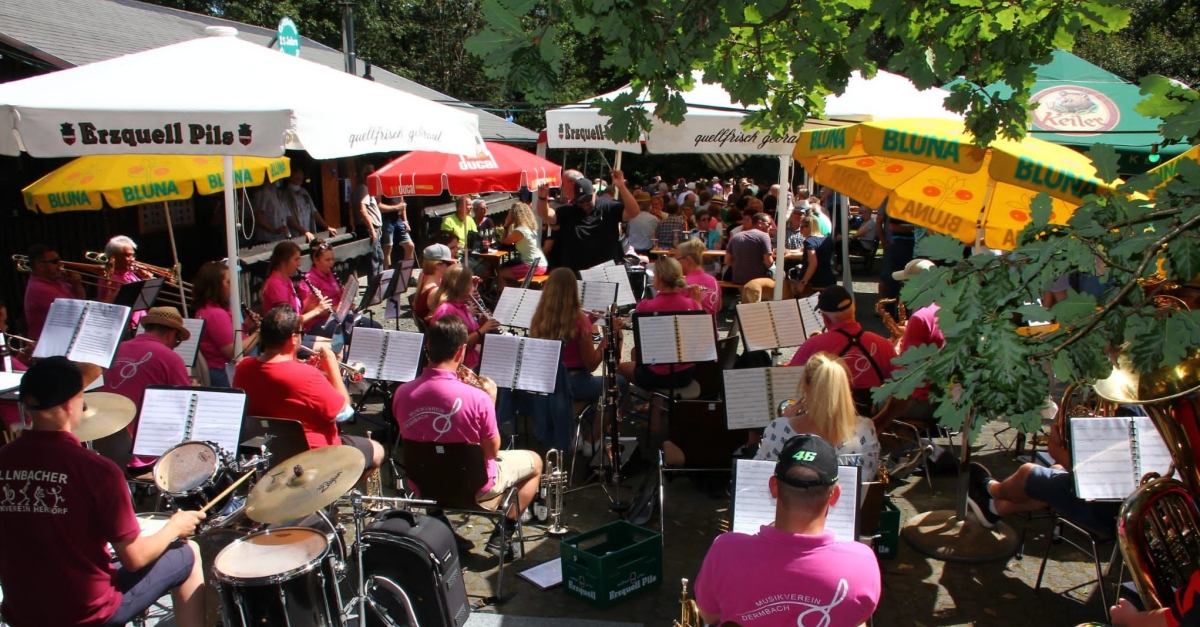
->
<box><xmin>154</xmin><ymin>441</ymin><xmax>236</xmax><ymax>514</ymax></box>
<box><xmin>213</xmin><ymin>526</ymin><xmax>344</xmax><ymax>627</ymax></box>
<box><xmin>196</xmin><ymin>511</ymin><xmax>263</xmax><ymax>627</ymax></box>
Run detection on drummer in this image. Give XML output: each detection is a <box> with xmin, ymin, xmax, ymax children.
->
<box><xmin>232</xmin><ymin>304</ymin><xmax>384</xmax><ymax>474</ymax></box>
<box><xmin>0</xmin><ymin>357</ymin><xmax>206</xmax><ymax>627</ymax></box>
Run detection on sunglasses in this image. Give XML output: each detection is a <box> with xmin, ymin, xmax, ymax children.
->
<box><xmin>311</xmin><ymin>242</ymin><xmax>331</xmax><ymax>252</ymax></box>
<box><xmin>38</xmin><ymin>257</ymin><xmax>62</xmax><ymax>265</ymax></box>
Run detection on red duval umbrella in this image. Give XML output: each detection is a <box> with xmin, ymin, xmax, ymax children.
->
<box><xmin>368</xmin><ymin>142</ymin><xmax>561</xmax><ymax>196</ymax></box>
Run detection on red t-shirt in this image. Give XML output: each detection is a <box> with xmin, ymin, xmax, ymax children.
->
<box><xmin>635</xmin><ymin>290</ymin><xmax>704</xmax><ymax>375</ymax></box>
<box><xmin>898</xmin><ymin>304</ymin><xmax>945</xmax><ymax>401</ymax></box>
<box><xmin>233</xmin><ymin>358</ymin><xmax>344</xmax><ymax>449</ymax></box>
<box><xmin>0</xmin><ymin>430</ymin><xmax>141</xmax><ymax>627</ymax></box>
<box><xmin>787</xmin><ymin>320</ymin><xmax>897</xmax><ymax>389</ymax></box>
<box><xmin>556</xmin><ymin>315</ymin><xmax>593</xmax><ymax>369</ymax></box>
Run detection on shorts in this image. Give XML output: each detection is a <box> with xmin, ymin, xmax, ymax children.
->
<box><xmin>104</xmin><ymin>541</ymin><xmax>194</xmax><ymax>627</ymax></box>
<box><xmin>633</xmin><ymin>363</ymin><xmax>694</xmax><ymax>390</ymax></box>
<box><xmin>1024</xmin><ymin>465</ymin><xmax>1121</xmax><ymax>534</ymax></box>
<box><xmin>478</xmin><ymin>450</ymin><xmax>539</xmax><ymax>502</ymax></box>
<box><xmin>381</xmin><ymin>218</ymin><xmax>411</xmax><ymax>247</ymax></box>
<box><xmin>341</xmin><ymin>434</ymin><xmax>378</xmax><ymax>470</ymax></box>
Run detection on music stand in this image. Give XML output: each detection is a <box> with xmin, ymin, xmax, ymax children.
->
<box><xmin>519</xmin><ymin>257</ymin><xmax>541</xmax><ymax>290</ymax></box>
<box><xmin>114</xmin><ymin>277</ymin><xmax>166</xmax><ymax>312</ymax></box>
<box><xmin>359</xmin><ymin>269</ymin><xmax>394</xmax><ymax>312</ymax></box>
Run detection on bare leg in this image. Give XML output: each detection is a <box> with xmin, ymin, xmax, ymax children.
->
<box><xmin>663</xmin><ymin>440</ymin><xmax>685</xmax><ymax>466</ymax></box>
<box><xmin>171</xmin><ymin>540</ymin><xmax>206</xmax><ymax>627</ymax></box>
<box><xmin>383</xmin><ymin>244</ymin><xmax>393</xmax><ymax>269</ymax></box>
<box><xmin>987</xmin><ymin>464</ymin><xmax>1048</xmax><ymax>516</ymax></box>
<box><xmin>400</xmin><ymin>240</ymin><xmax>414</xmax><ymax>261</ymax></box>
<box><xmin>512</xmin><ymin>453</ymin><xmax>544</xmax><ymax>520</ymax></box>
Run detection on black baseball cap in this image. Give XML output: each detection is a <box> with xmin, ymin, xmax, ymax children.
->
<box><xmin>816</xmin><ymin>285</ymin><xmax>853</xmax><ymax>313</ymax></box>
<box><xmin>775</xmin><ymin>434</ymin><xmax>840</xmax><ymax>488</ymax></box>
<box><xmin>19</xmin><ymin>356</ymin><xmax>84</xmax><ymax>411</ymax></box>
<box><xmin>573</xmin><ymin>178</ymin><xmax>595</xmax><ymax>204</ymax></box>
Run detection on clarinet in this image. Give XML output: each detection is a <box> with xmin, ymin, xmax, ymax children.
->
<box><xmin>603</xmin><ymin>300</ymin><xmax>629</xmax><ymax>511</ymax></box>
<box><xmin>298</xmin><ymin>274</ymin><xmax>333</xmax><ymax>314</ymax></box>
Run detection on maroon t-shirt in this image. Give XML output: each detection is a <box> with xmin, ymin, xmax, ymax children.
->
<box><xmin>0</xmin><ymin>430</ymin><xmax>141</xmax><ymax>627</ymax></box>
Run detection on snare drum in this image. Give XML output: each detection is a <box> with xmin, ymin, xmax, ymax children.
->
<box><xmin>153</xmin><ymin>441</ymin><xmax>235</xmax><ymax>513</ymax></box>
<box><xmin>213</xmin><ymin>527</ymin><xmax>343</xmax><ymax>627</ymax></box>
<box><xmin>134</xmin><ymin>512</ymin><xmax>172</xmax><ymax>537</ymax></box>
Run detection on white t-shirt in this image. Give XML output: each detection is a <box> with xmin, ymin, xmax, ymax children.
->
<box><xmin>755</xmin><ymin>416</ymin><xmax>880</xmax><ymax>484</ymax></box>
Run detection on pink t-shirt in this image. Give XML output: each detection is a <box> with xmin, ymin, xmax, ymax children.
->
<box><xmin>787</xmin><ymin>320</ymin><xmax>897</xmax><ymax>389</ymax></box>
<box><xmin>686</xmin><ymin>268</ymin><xmax>720</xmax><ymax>318</ymax></box>
<box><xmin>233</xmin><ymin>358</ymin><xmax>344</xmax><ymax>449</ymax></box>
<box><xmin>97</xmin><ymin>270</ymin><xmax>147</xmax><ymax>328</ymax></box>
<box><xmin>557</xmin><ymin>315</ymin><xmax>593</xmax><ymax>369</ymax></box>
<box><xmin>261</xmin><ymin>272</ymin><xmax>300</xmax><ymax>313</ymax></box>
<box><xmin>196</xmin><ymin>303</ymin><xmax>234</xmax><ymax>370</ymax></box>
<box><xmin>300</xmin><ymin>269</ymin><xmax>340</xmax><ymax>330</ymax></box>
<box><xmin>0</xmin><ymin>430</ymin><xmax>141</xmax><ymax>627</ymax></box>
<box><xmin>430</xmin><ymin>301</ymin><xmax>482</xmax><ymax>370</ymax></box>
<box><xmin>695</xmin><ymin>526</ymin><xmax>881</xmax><ymax>626</ymax></box>
<box><xmin>635</xmin><ymin>290</ymin><xmax>704</xmax><ymax>375</ymax></box>
<box><xmin>392</xmin><ymin>368</ymin><xmax>499</xmax><ymax>494</ymax></box>
<box><xmin>0</xmin><ymin>359</ymin><xmax>27</xmax><ymax>430</ymax></box>
<box><xmin>24</xmin><ymin>276</ymin><xmax>75</xmax><ymax>340</ymax></box>
<box><xmin>100</xmin><ymin>334</ymin><xmax>192</xmax><ymax>412</ymax></box>
<box><xmin>899</xmin><ymin>304</ymin><xmax>944</xmax><ymax>401</ymax></box>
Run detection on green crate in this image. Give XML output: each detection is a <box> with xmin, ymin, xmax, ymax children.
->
<box><xmin>874</xmin><ymin>497</ymin><xmax>901</xmax><ymax>560</ymax></box>
<box><xmin>561</xmin><ymin>520</ymin><xmax>663</xmax><ymax>608</ymax></box>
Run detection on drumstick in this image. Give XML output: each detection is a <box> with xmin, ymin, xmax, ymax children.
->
<box><xmin>198</xmin><ymin>470</ymin><xmax>256</xmax><ymax>514</ymax></box>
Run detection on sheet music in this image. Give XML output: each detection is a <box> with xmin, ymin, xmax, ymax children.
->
<box><xmin>771</xmin><ymin>300</ymin><xmax>809</xmax><ymax>347</ymax></box>
<box><xmin>579</xmin><ymin>281</ymin><xmax>619</xmax><ymax>313</ymax></box>
<box><xmin>33</xmin><ymin>299</ymin><xmax>129</xmax><ymax>368</ymax></box>
<box><xmin>675</xmin><ymin>314</ymin><xmax>717</xmax><ymax>362</ymax></box>
<box><xmin>723</xmin><ymin>369</ymin><xmax>772</xmax><ymax>429</ymax></box>
<box><xmin>347</xmin><ymin>328</ymin><xmax>388</xmax><ymax>380</ymax></box>
<box><xmin>186</xmin><ymin>391</ymin><xmax>247</xmax><ymax>454</ymax></box>
<box><xmin>33</xmin><ymin>298</ymin><xmax>88</xmax><ymax>358</ymax></box>
<box><xmin>1071</xmin><ymin>417</ymin><xmax>1137</xmax><ymax>500</ymax></box>
<box><xmin>514</xmin><ymin>338</ymin><xmax>561</xmax><ymax>394</ymax></box>
<box><xmin>479</xmin><ymin>334</ymin><xmax>522</xmax><ymax>389</ymax></box>
<box><xmin>380</xmin><ymin>331</ymin><xmax>424</xmax><ymax>383</ymax></box>
<box><xmin>770</xmin><ymin>366</ymin><xmax>805</xmax><ymax>404</ymax></box>
<box><xmin>138</xmin><ymin>318</ymin><xmax>205</xmax><ymax>367</ymax></box>
<box><xmin>735</xmin><ymin>302</ymin><xmax>778</xmax><ymax>353</ymax></box>
<box><xmin>636</xmin><ymin>316</ymin><xmax>681</xmax><ymax>365</ymax></box>
<box><xmin>581</xmin><ymin>263</ymin><xmax>635</xmax><ymax>306</ymax></box>
<box><xmin>732</xmin><ymin>460</ymin><xmax>860</xmax><ymax>543</ymax></box>
<box><xmin>132</xmin><ymin>388</ymin><xmax>194</xmax><ymax>456</ymax></box>
<box><xmin>336</xmin><ymin>275</ymin><xmax>359</xmax><ymax>322</ymax></box>
<box><xmin>1135</xmin><ymin>416</ymin><xmax>1173</xmax><ymax>480</ymax></box>
<box><xmin>492</xmin><ymin>288</ymin><xmax>541</xmax><ymax>329</ymax></box>
<box><xmin>798</xmin><ymin>295</ymin><xmax>826</xmax><ymax>336</ymax></box>
<box><xmin>0</xmin><ymin>372</ymin><xmax>23</xmax><ymax>395</ymax></box>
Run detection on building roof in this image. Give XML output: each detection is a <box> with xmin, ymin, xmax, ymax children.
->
<box><xmin>0</xmin><ymin>0</ymin><xmax>538</xmax><ymax>143</ymax></box>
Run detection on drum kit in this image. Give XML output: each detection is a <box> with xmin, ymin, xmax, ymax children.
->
<box><xmin>76</xmin><ymin>391</ymin><xmax>437</xmax><ymax>627</ymax></box>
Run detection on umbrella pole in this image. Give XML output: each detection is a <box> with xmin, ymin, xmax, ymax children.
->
<box><xmin>162</xmin><ymin>202</ymin><xmax>188</xmax><ymax>317</ymax></box>
<box><xmin>224</xmin><ymin>155</ymin><xmax>243</xmax><ymax>359</ymax></box>
<box><xmin>613</xmin><ymin>152</ymin><xmax>622</xmax><ymax>201</ymax></box>
<box><xmin>841</xmin><ymin>193</ymin><xmax>851</xmax><ymax>290</ymax></box>
<box><xmin>772</xmin><ymin>155</ymin><xmax>791</xmax><ymax>301</ymax></box>
<box><xmin>973</xmin><ymin>182</ymin><xmax>996</xmax><ymax>255</ymax></box>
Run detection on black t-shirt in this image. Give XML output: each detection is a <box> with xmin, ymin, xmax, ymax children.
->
<box><xmin>805</xmin><ymin>235</ymin><xmax>837</xmax><ymax>288</ymax></box>
<box><xmin>555</xmin><ymin>198</ymin><xmax>626</xmax><ymax>271</ymax></box>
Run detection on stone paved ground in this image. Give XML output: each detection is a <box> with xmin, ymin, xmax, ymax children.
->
<box><xmin>342</xmin><ymin>263</ymin><xmax>1117</xmax><ymax>627</ymax></box>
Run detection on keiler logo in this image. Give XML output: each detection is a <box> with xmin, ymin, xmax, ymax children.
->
<box><xmin>1031</xmin><ymin>86</ymin><xmax>1120</xmax><ymax>136</ymax></box>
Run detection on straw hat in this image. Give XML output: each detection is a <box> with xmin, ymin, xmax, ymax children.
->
<box><xmin>139</xmin><ymin>306</ymin><xmax>191</xmax><ymax>341</ymax></box>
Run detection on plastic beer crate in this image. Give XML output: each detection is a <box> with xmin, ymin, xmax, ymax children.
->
<box><xmin>561</xmin><ymin>520</ymin><xmax>662</xmax><ymax>608</ymax></box>
<box><xmin>874</xmin><ymin>497</ymin><xmax>901</xmax><ymax>560</ymax></box>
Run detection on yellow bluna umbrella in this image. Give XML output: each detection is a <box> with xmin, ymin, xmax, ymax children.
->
<box><xmin>794</xmin><ymin>118</ymin><xmax>1120</xmax><ymax>250</ymax></box>
<box><xmin>22</xmin><ymin>154</ymin><xmax>291</xmax><ymax>213</ymax></box>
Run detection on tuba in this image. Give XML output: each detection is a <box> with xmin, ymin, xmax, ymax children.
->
<box><xmin>1094</xmin><ymin>347</ymin><xmax>1200</xmax><ymax>609</ymax></box>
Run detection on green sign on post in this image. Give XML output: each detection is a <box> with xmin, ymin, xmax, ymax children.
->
<box><xmin>277</xmin><ymin>18</ymin><xmax>300</xmax><ymax>57</ymax></box>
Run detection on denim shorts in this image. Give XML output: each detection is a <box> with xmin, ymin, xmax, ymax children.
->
<box><xmin>1024</xmin><ymin>465</ymin><xmax>1121</xmax><ymax>534</ymax></box>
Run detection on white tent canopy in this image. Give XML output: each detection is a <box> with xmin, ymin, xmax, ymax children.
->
<box><xmin>546</xmin><ymin>69</ymin><xmax>961</xmax><ymax>299</ymax></box>
<box><xmin>0</xmin><ymin>28</ymin><xmax>484</xmax><ymax>159</ymax></box>
<box><xmin>0</xmin><ymin>27</ymin><xmax>487</xmax><ymax>363</ymax></box>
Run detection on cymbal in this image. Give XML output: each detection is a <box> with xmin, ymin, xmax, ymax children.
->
<box><xmin>74</xmin><ymin>392</ymin><xmax>137</xmax><ymax>442</ymax></box>
<box><xmin>246</xmin><ymin>446</ymin><xmax>365</xmax><ymax>523</ymax></box>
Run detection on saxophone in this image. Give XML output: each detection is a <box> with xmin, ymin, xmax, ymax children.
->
<box><xmin>876</xmin><ymin>297</ymin><xmax>907</xmax><ymax>349</ymax></box>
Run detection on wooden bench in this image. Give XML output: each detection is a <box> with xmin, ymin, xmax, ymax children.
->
<box><xmin>529</xmin><ymin>274</ymin><xmax>550</xmax><ymax>288</ymax></box>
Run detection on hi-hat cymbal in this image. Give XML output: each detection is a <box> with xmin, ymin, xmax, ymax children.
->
<box><xmin>74</xmin><ymin>392</ymin><xmax>137</xmax><ymax>442</ymax></box>
<box><xmin>245</xmin><ymin>446</ymin><xmax>365</xmax><ymax>523</ymax></box>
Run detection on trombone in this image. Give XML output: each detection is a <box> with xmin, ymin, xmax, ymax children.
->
<box><xmin>0</xmin><ymin>332</ymin><xmax>35</xmax><ymax>358</ymax></box>
<box><xmin>296</xmin><ymin>344</ymin><xmax>367</xmax><ymax>381</ymax></box>
<box><xmin>86</xmin><ymin>251</ymin><xmax>193</xmax><ymax>294</ymax></box>
<box><xmin>13</xmin><ymin>254</ymin><xmax>109</xmax><ymax>291</ymax></box>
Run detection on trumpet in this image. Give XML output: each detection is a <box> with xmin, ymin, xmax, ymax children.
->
<box><xmin>538</xmin><ymin>449</ymin><xmax>569</xmax><ymax>535</ymax></box>
<box><xmin>296</xmin><ymin>344</ymin><xmax>366</xmax><ymax>381</ymax></box>
<box><xmin>456</xmin><ymin>365</ymin><xmax>488</xmax><ymax>390</ymax></box>
<box><xmin>675</xmin><ymin>578</ymin><xmax>702</xmax><ymax>627</ymax></box>
<box><xmin>0</xmin><ymin>332</ymin><xmax>35</xmax><ymax>359</ymax></box>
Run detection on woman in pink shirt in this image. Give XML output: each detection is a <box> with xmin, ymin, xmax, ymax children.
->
<box><xmin>618</xmin><ymin>257</ymin><xmax>707</xmax><ymax>388</ymax></box>
<box><xmin>192</xmin><ymin>262</ymin><xmax>260</xmax><ymax>387</ymax></box>
<box><xmin>261</xmin><ymin>241</ymin><xmax>327</xmax><ymax>331</ymax></box>
<box><xmin>676</xmin><ymin>238</ymin><xmax>720</xmax><ymax>318</ymax></box>
<box><xmin>96</xmin><ymin>235</ymin><xmax>154</xmax><ymax>304</ymax></box>
<box><xmin>429</xmin><ymin>266</ymin><xmax>499</xmax><ymax>370</ymax></box>
<box><xmin>299</xmin><ymin>239</ymin><xmax>341</xmax><ymax>335</ymax></box>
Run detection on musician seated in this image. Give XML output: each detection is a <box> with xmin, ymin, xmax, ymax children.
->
<box><xmin>23</xmin><ymin>243</ymin><xmax>86</xmax><ymax>341</ymax></box>
<box><xmin>429</xmin><ymin>266</ymin><xmax>499</xmax><ymax>371</ymax></box>
<box><xmin>392</xmin><ymin>317</ymin><xmax>542</xmax><ymax>558</ymax></box>
<box><xmin>413</xmin><ymin>244</ymin><xmax>456</xmax><ymax>325</ymax></box>
<box><xmin>96</xmin><ymin>235</ymin><xmax>154</xmax><ymax>305</ymax></box>
<box><xmin>787</xmin><ymin>286</ymin><xmax>896</xmax><ymax>415</ymax></box>
<box><xmin>966</xmin><ymin>410</ymin><xmax>1128</xmax><ymax>532</ymax></box>
<box><xmin>0</xmin><ymin>302</ymin><xmax>29</xmax><ymax>435</ymax></box>
<box><xmin>871</xmin><ymin>259</ymin><xmax>945</xmax><ymax>432</ymax></box>
<box><xmin>0</xmin><ymin>357</ymin><xmax>206</xmax><ymax>627</ymax></box>
<box><xmin>1111</xmin><ymin>567</ymin><xmax>1200</xmax><ymax>627</ymax></box>
<box><xmin>756</xmin><ymin>353</ymin><xmax>880</xmax><ymax>484</ymax></box>
<box><xmin>694</xmin><ymin>434</ymin><xmax>880</xmax><ymax>626</ymax></box>
<box><xmin>192</xmin><ymin>261</ymin><xmax>260</xmax><ymax>388</ymax></box>
<box><xmin>261</xmin><ymin>241</ymin><xmax>327</xmax><ymax>331</ymax></box>
<box><xmin>232</xmin><ymin>304</ymin><xmax>383</xmax><ymax>473</ymax></box>
<box><xmin>676</xmin><ymin>239</ymin><xmax>719</xmax><ymax>318</ymax></box>
<box><xmin>299</xmin><ymin>238</ymin><xmax>381</xmax><ymax>349</ymax></box>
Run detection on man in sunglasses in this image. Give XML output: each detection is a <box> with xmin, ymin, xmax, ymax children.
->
<box><xmin>23</xmin><ymin>243</ymin><xmax>85</xmax><ymax>341</ymax></box>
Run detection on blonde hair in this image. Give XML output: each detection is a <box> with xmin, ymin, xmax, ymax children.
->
<box><xmin>529</xmin><ymin>268</ymin><xmax>582</xmax><ymax>343</ymax></box>
<box><xmin>799</xmin><ymin>352</ymin><xmax>859</xmax><ymax>446</ymax></box>
<box><xmin>801</xmin><ymin>215</ymin><xmax>820</xmax><ymax>232</ymax></box>
<box><xmin>510</xmin><ymin>202</ymin><xmax>537</xmax><ymax>232</ymax></box>
<box><xmin>654</xmin><ymin>257</ymin><xmax>688</xmax><ymax>290</ymax></box>
<box><xmin>433</xmin><ymin>265</ymin><xmax>473</xmax><ymax>309</ymax></box>
<box><xmin>676</xmin><ymin>239</ymin><xmax>705</xmax><ymax>267</ymax></box>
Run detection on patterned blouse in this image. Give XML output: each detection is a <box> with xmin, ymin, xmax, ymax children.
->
<box><xmin>755</xmin><ymin>415</ymin><xmax>881</xmax><ymax>483</ymax></box>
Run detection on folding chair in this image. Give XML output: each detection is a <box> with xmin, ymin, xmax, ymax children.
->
<box><xmin>658</xmin><ymin>399</ymin><xmax>750</xmax><ymax>540</ymax></box>
<box><xmin>400</xmin><ymin>440</ymin><xmax>526</xmax><ymax>602</ymax></box>
<box><xmin>1035</xmin><ymin>513</ymin><xmax>1123</xmax><ymax>621</ymax></box>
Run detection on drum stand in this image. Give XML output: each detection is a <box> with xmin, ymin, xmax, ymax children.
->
<box><xmin>340</xmin><ymin>491</ymin><xmax>437</xmax><ymax>627</ymax></box>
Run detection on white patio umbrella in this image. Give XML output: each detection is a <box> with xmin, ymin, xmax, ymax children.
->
<box><xmin>546</xmin><ymin>70</ymin><xmax>961</xmax><ymax>297</ymax></box>
<box><xmin>0</xmin><ymin>27</ymin><xmax>486</xmax><ymax>356</ymax></box>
